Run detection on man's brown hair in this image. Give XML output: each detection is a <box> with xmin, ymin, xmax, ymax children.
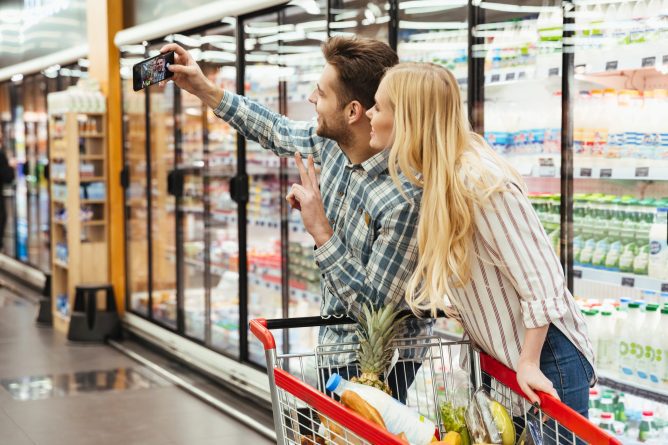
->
<box><xmin>322</xmin><ymin>36</ymin><xmax>398</xmax><ymax>110</ymax></box>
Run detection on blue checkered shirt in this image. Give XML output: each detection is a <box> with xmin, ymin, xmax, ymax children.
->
<box><xmin>214</xmin><ymin>91</ymin><xmax>432</xmax><ymax>364</ymax></box>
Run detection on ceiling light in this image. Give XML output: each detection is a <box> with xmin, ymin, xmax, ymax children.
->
<box><xmin>11</xmin><ymin>73</ymin><xmax>23</xmax><ymax>82</ymax></box>
<box><xmin>288</xmin><ymin>0</ymin><xmax>321</xmax><ymax>14</ymax></box>
<box><xmin>330</xmin><ymin>20</ymin><xmax>358</xmax><ymax>29</ymax></box>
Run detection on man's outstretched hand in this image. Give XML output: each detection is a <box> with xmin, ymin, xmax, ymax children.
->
<box><xmin>160</xmin><ymin>43</ymin><xmax>225</xmax><ymax>110</ymax></box>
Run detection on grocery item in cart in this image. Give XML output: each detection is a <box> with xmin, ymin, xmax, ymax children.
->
<box><xmin>326</xmin><ymin>373</ymin><xmax>436</xmax><ymax>445</ymax></box>
<box><xmin>463</xmin><ymin>389</ymin><xmax>515</xmax><ymax>445</ymax></box>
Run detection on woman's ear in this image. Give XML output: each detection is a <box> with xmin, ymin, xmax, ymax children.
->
<box><xmin>347</xmin><ymin>100</ymin><xmax>366</xmax><ymax>124</ymax></box>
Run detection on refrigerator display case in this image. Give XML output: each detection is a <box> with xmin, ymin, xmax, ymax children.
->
<box><xmin>119</xmin><ymin>1</ymin><xmax>668</xmax><ymax>418</ymax></box>
<box><xmin>568</xmin><ymin>0</ymin><xmax>668</xmax><ymax>424</ymax></box>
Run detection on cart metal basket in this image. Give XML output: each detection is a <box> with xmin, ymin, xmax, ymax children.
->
<box><xmin>251</xmin><ymin>315</ymin><xmax>621</xmax><ymax>445</ymax></box>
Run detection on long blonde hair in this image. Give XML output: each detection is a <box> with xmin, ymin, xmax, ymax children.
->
<box><xmin>385</xmin><ymin>62</ymin><xmax>525</xmax><ymax>315</ymax></box>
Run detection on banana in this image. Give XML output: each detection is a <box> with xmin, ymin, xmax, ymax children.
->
<box><xmin>489</xmin><ymin>401</ymin><xmax>515</xmax><ymax>445</ymax></box>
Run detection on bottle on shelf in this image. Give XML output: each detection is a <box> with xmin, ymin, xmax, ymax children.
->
<box><xmin>638</xmin><ymin>410</ymin><xmax>659</xmax><ymax>443</ymax></box>
<box><xmin>648</xmin><ymin>207</ymin><xmax>668</xmax><ymax>280</ymax></box>
<box><xmin>599</xmin><ymin>412</ymin><xmax>615</xmax><ymax>433</ymax></box>
<box><xmin>598</xmin><ymin>310</ymin><xmax>616</xmax><ymax>371</ymax></box>
<box><xmin>636</xmin><ymin>304</ymin><xmax>661</xmax><ymax>384</ymax></box>
<box><xmin>619</xmin><ymin>302</ymin><xmax>644</xmax><ymax>379</ymax></box>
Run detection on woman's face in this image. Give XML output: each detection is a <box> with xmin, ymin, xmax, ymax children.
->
<box><xmin>366</xmin><ymin>80</ymin><xmax>394</xmax><ymax>150</ymax></box>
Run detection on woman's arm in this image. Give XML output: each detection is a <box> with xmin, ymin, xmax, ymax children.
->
<box><xmin>516</xmin><ymin>326</ymin><xmax>560</xmax><ymax>405</ymax></box>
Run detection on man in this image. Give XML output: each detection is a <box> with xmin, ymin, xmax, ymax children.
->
<box><xmin>161</xmin><ymin>37</ymin><xmax>430</xmax><ymax>401</ymax></box>
<box><xmin>0</xmin><ymin>146</ymin><xmax>14</xmax><ymax>252</ymax></box>
<box><xmin>153</xmin><ymin>57</ymin><xmax>167</xmax><ymax>83</ymax></box>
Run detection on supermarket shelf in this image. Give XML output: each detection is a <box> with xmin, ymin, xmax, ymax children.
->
<box><xmin>576</xmin><ymin>40</ymin><xmax>668</xmax><ymax>76</ymax></box>
<box><xmin>573</xmin><ymin>266</ymin><xmax>668</xmax><ymax>293</ymax></box>
<box><xmin>80</xmin><ymin>176</ymin><xmax>106</xmax><ymax>182</ymax></box>
<box><xmin>80</xmin><ymin>155</ymin><xmax>105</xmax><ymax>161</ymax></box>
<box><xmin>597</xmin><ymin>370</ymin><xmax>668</xmax><ymax>405</ymax></box>
<box><xmin>505</xmin><ymin>155</ymin><xmax>668</xmax><ymax>180</ymax></box>
<box><xmin>54</xmin><ymin>259</ymin><xmax>69</xmax><ymax>269</ymax></box>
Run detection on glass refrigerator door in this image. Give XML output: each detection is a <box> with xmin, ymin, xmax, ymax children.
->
<box><xmin>397</xmin><ymin>0</ymin><xmax>468</xmax><ymax>338</ymax></box>
<box><xmin>280</xmin><ymin>1</ymin><xmax>327</xmax><ymax>355</ymax></box>
<box><xmin>177</xmin><ymin>87</ymin><xmax>206</xmax><ymax>341</ymax></box>
<box><xmin>35</xmin><ymin>78</ymin><xmax>49</xmax><ymax>271</ymax></box>
<box><xmin>244</xmin><ymin>11</ymin><xmax>285</xmax><ymax>365</ymax></box>
<box><xmin>121</xmin><ymin>50</ymin><xmax>150</xmax><ymax>317</ymax></box>
<box><xmin>329</xmin><ymin>0</ymin><xmax>390</xmax><ymax>40</ymax></box>
<box><xmin>201</xmin><ymin>23</ymin><xmax>240</xmax><ymax>357</ymax></box>
<box><xmin>478</xmin><ymin>1</ymin><xmax>564</xmax><ymax>256</ymax></box>
<box><xmin>149</xmin><ymin>50</ymin><xmax>178</xmax><ymax>331</ymax></box>
<box><xmin>0</xmin><ymin>83</ymin><xmax>14</xmax><ymax>257</ymax></box>
<box><xmin>572</xmin><ymin>2</ymin><xmax>668</xmax><ymax>409</ymax></box>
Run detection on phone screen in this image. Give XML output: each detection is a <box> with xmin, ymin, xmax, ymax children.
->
<box><xmin>132</xmin><ymin>51</ymin><xmax>175</xmax><ymax>91</ymax></box>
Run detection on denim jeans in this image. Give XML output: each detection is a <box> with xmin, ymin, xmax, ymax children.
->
<box><xmin>515</xmin><ymin>324</ymin><xmax>595</xmax><ymax>445</ymax></box>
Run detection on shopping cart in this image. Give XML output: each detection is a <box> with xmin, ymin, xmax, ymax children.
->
<box><xmin>250</xmin><ymin>314</ymin><xmax>621</xmax><ymax>445</ymax></box>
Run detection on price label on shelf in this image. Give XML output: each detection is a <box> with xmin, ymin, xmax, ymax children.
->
<box><xmin>600</xmin><ymin>168</ymin><xmax>613</xmax><ymax>178</ymax></box>
<box><xmin>635</xmin><ymin>167</ymin><xmax>650</xmax><ymax>178</ymax></box>
<box><xmin>538</xmin><ymin>157</ymin><xmax>556</xmax><ymax>177</ymax></box>
<box><xmin>662</xmin><ymin>283</ymin><xmax>668</xmax><ymax>292</ymax></box>
<box><xmin>518</xmin><ymin>71</ymin><xmax>527</xmax><ymax>80</ymax></box>
<box><xmin>491</xmin><ymin>74</ymin><xmax>501</xmax><ymax>83</ymax></box>
<box><xmin>621</xmin><ymin>277</ymin><xmax>635</xmax><ymax>288</ymax></box>
<box><xmin>580</xmin><ymin>168</ymin><xmax>592</xmax><ymax>177</ymax></box>
<box><xmin>505</xmin><ymin>72</ymin><xmax>516</xmax><ymax>81</ymax></box>
<box><xmin>664</xmin><ymin>55</ymin><xmax>668</xmax><ymax>65</ymax></box>
<box><xmin>605</xmin><ymin>61</ymin><xmax>619</xmax><ymax>71</ymax></box>
<box><xmin>573</xmin><ymin>269</ymin><xmax>583</xmax><ymax>279</ymax></box>
<box><xmin>548</xmin><ymin>67</ymin><xmax>560</xmax><ymax>77</ymax></box>
<box><xmin>642</xmin><ymin>56</ymin><xmax>656</xmax><ymax>68</ymax></box>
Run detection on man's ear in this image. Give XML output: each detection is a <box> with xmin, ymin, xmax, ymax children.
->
<box><xmin>347</xmin><ymin>101</ymin><xmax>367</xmax><ymax>125</ymax></box>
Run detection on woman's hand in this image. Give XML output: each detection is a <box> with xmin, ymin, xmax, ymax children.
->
<box><xmin>516</xmin><ymin>360</ymin><xmax>560</xmax><ymax>406</ymax></box>
<box><xmin>287</xmin><ymin>153</ymin><xmax>333</xmax><ymax>247</ymax></box>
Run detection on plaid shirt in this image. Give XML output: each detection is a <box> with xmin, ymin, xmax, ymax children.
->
<box><xmin>214</xmin><ymin>91</ymin><xmax>432</xmax><ymax>363</ymax></box>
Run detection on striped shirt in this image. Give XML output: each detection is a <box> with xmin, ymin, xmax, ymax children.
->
<box><xmin>214</xmin><ymin>91</ymin><xmax>432</xmax><ymax>364</ymax></box>
<box><xmin>450</xmin><ymin>160</ymin><xmax>596</xmax><ymax>374</ymax></box>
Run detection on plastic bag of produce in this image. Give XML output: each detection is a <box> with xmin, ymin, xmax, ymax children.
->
<box><xmin>463</xmin><ymin>389</ymin><xmax>515</xmax><ymax>445</ymax></box>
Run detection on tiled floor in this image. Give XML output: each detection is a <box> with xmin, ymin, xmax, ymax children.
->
<box><xmin>0</xmin><ymin>290</ymin><xmax>273</xmax><ymax>445</ymax></box>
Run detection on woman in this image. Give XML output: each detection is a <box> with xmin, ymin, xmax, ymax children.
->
<box><xmin>366</xmin><ymin>62</ymin><xmax>595</xmax><ymax>417</ymax></box>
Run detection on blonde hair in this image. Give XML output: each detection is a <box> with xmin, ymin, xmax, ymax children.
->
<box><xmin>384</xmin><ymin>62</ymin><xmax>525</xmax><ymax>315</ymax></box>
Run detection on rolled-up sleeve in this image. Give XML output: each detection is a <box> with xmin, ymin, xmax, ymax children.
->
<box><xmin>475</xmin><ymin>183</ymin><xmax>568</xmax><ymax>329</ymax></box>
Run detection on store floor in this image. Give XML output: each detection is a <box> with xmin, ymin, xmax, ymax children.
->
<box><xmin>0</xmin><ymin>288</ymin><xmax>273</xmax><ymax>445</ymax></box>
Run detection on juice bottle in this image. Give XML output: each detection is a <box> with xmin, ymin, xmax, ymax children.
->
<box><xmin>636</xmin><ymin>304</ymin><xmax>661</xmax><ymax>384</ymax></box>
<box><xmin>638</xmin><ymin>410</ymin><xmax>658</xmax><ymax>442</ymax></box>
<box><xmin>619</xmin><ymin>303</ymin><xmax>644</xmax><ymax>378</ymax></box>
<box><xmin>592</xmin><ymin>196</ymin><xmax>614</xmax><ymax>268</ymax></box>
<box><xmin>599</xmin><ymin>412</ymin><xmax>615</xmax><ymax>432</ymax></box>
<box><xmin>648</xmin><ymin>207</ymin><xmax>668</xmax><ymax>280</ymax></box>
<box><xmin>605</xmin><ymin>198</ymin><xmax>626</xmax><ymax>270</ymax></box>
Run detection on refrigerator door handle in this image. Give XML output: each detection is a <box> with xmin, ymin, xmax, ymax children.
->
<box><xmin>230</xmin><ymin>174</ymin><xmax>248</xmax><ymax>204</ymax></box>
<box><xmin>167</xmin><ymin>169</ymin><xmax>184</xmax><ymax>197</ymax></box>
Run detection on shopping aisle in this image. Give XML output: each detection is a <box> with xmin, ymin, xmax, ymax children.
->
<box><xmin>0</xmin><ymin>288</ymin><xmax>273</xmax><ymax>445</ymax></box>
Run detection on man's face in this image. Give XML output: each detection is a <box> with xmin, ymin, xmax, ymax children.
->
<box><xmin>155</xmin><ymin>58</ymin><xmax>165</xmax><ymax>72</ymax></box>
<box><xmin>308</xmin><ymin>64</ymin><xmax>353</xmax><ymax>145</ymax></box>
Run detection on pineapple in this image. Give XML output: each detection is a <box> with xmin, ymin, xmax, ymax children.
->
<box><xmin>351</xmin><ymin>304</ymin><xmax>407</xmax><ymax>395</ymax></box>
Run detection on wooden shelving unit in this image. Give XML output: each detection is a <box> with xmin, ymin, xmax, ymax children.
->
<box><xmin>48</xmin><ymin>112</ymin><xmax>109</xmax><ymax>333</ymax></box>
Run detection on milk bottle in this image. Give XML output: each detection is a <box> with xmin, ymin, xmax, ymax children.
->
<box><xmin>618</xmin><ymin>303</ymin><xmax>644</xmax><ymax>378</ymax></box>
<box><xmin>648</xmin><ymin>208</ymin><xmax>668</xmax><ymax>280</ymax></box>
<box><xmin>598</xmin><ymin>310</ymin><xmax>616</xmax><ymax>371</ymax></box>
<box><xmin>636</xmin><ymin>304</ymin><xmax>661</xmax><ymax>384</ymax></box>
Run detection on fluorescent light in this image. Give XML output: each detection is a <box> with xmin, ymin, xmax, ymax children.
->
<box><xmin>364</xmin><ymin>9</ymin><xmax>376</xmax><ymax>24</ymax></box>
<box><xmin>333</xmin><ymin>11</ymin><xmax>358</xmax><ymax>21</ymax></box>
<box><xmin>78</xmin><ymin>58</ymin><xmax>89</xmax><ymax>68</ymax></box>
<box><xmin>288</xmin><ymin>0</ymin><xmax>322</xmax><ymax>14</ymax></box>
<box><xmin>400</xmin><ymin>0</ymin><xmax>466</xmax><ymax>9</ymax></box>
<box><xmin>479</xmin><ymin>2</ymin><xmax>561</xmax><ymax>13</ymax></box>
<box><xmin>221</xmin><ymin>16</ymin><xmax>236</xmax><ymax>26</ymax></box>
<box><xmin>11</xmin><ymin>73</ymin><xmax>23</xmax><ymax>82</ymax></box>
<box><xmin>174</xmin><ymin>34</ymin><xmax>202</xmax><ymax>48</ymax></box>
<box><xmin>258</xmin><ymin>30</ymin><xmax>306</xmax><ymax>44</ymax></box>
<box><xmin>201</xmin><ymin>35</ymin><xmax>236</xmax><ymax>44</ymax></box>
<box><xmin>121</xmin><ymin>45</ymin><xmax>146</xmax><ymax>55</ymax></box>
<box><xmin>329</xmin><ymin>20</ymin><xmax>358</xmax><ymax>29</ymax></box>
<box><xmin>296</xmin><ymin>20</ymin><xmax>327</xmax><ymax>32</ymax></box>
<box><xmin>399</xmin><ymin>20</ymin><xmax>468</xmax><ymax>30</ymax></box>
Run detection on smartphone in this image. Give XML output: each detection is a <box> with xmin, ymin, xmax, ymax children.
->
<box><xmin>132</xmin><ymin>51</ymin><xmax>175</xmax><ymax>91</ymax></box>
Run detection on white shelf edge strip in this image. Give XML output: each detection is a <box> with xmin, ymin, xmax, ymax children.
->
<box><xmin>0</xmin><ymin>44</ymin><xmax>88</xmax><ymax>83</ymax></box>
<box><xmin>108</xmin><ymin>339</ymin><xmax>277</xmax><ymax>442</ymax></box>
<box><xmin>114</xmin><ymin>0</ymin><xmax>288</xmax><ymax>48</ymax></box>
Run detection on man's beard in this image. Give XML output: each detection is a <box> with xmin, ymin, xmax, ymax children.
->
<box><xmin>316</xmin><ymin>113</ymin><xmax>353</xmax><ymax>147</ymax></box>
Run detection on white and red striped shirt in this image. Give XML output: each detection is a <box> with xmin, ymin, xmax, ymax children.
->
<box><xmin>447</xmin><ymin>179</ymin><xmax>595</xmax><ymax>373</ymax></box>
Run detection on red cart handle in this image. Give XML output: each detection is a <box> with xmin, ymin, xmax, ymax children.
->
<box><xmin>479</xmin><ymin>353</ymin><xmax>622</xmax><ymax>445</ymax></box>
<box><xmin>274</xmin><ymin>368</ymin><xmax>409</xmax><ymax>444</ymax></box>
<box><xmin>249</xmin><ymin>318</ymin><xmax>275</xmax><ymax>350</ymax></box>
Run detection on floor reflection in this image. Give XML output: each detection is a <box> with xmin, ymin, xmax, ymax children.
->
<box><xmin>0</xmin><ymin>367</ymin><xmax>171</xmax><ymax>401</ymax></box>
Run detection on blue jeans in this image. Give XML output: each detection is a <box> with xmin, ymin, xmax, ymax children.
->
<box><xmin>515</xmin><ymin>324</ymin><xmax>595</xmax><ymax>444</ymax></box>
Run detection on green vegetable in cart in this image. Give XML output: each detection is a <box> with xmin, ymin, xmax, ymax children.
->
<box><xmin>439</xmin><ymin>402</ymin><xmax>471</xmax><ymax>445</ymax></box>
